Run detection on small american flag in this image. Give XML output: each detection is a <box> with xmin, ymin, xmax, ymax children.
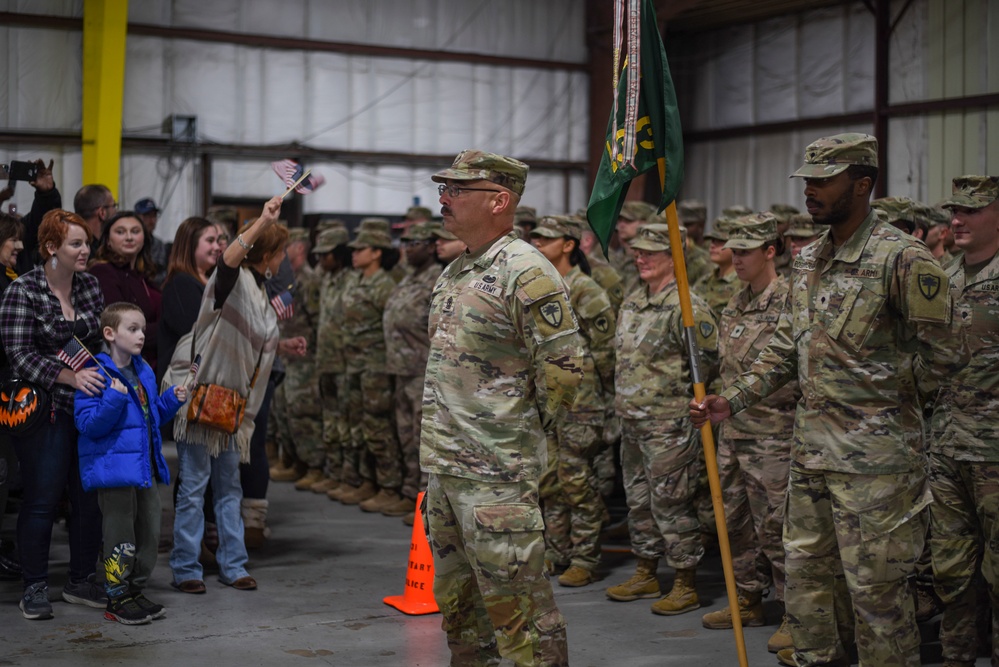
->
<box><xmin>271</xmin><ymin>290</ymin><xmax>294</xmax><ymax>320</ymax></box>
<box><xmin>189</xmin><ymin>354</ymin><xmax>202</xmax><ymax>384</ymax></box>
<box><xmin>58</xmin><ymin>338</ymin><xmax>90</xmax><ymax>372</ymax></box>
<box><xmin>271</xmin><ymin>159</ymin><xmax>325</xmax><ymax>195</ymax></box>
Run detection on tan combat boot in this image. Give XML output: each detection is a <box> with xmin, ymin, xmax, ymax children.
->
<box><xmin>270</xmin><ymin>462</ymin><xmax>305</xmax><ymax>482</ymax></box>
<box><xmin>767</xmin><ymin>614</ymin><xmax>793</xmax><ymax>653</ymax></box>
<box><xmin>340</xmin><ymin>480</ymin><xmax>377</xmax><ymax>505</ymax></box>
<box><xmin>558</xmin><ymin>565</ymin><xmax>596</xmax><ymax>587</ymax></box>
<box><xmin>776</xmin><ymin>648</ymin><xmax>798</xmax><ymax>666</ymax></box>
<box><xmin>379</xmin><ymin>494</ymin><xmax>416</xmax><ymax>518</ymax></box>
<box><xmin>606</xmin><ymin>557</ymin><xmax>660</xmax><ymax>601</ymax></box>
<box><xmin>310</xmin><ymin>476</ymin><xmax>338</xmax><ymax>493</ymax></box>
<box><xmin>359</xmin><ymin>489</ymin><xmax>398</xmax><ymax>513</ymax></box>
<box><xmin>294</xmin><ymin>468</ymin><xmax>325</xmax><ymax>491</ymax></box>
<box><xmin>651</xmin><ymin>568</ymin><xmax>700</xmax><ymax>616</ymax></box>
<box><xmin>701</xmin><ymin>590</ymin><xmax>765</xmax><ymax>629</ymax></box>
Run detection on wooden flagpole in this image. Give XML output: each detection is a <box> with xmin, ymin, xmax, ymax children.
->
<box><xmin>280</xmin><ymin>169</ymin><xmax>312</xmax><ymax>199</ymax></box>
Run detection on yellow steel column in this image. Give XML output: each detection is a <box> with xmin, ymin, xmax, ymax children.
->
<box><xmin>82</xmin><ymin>0</ymin><xmax>129</xmax><ymax>196</ymax></box>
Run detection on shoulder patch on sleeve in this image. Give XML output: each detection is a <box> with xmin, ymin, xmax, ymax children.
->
<box><xmin>530</xmin><ymin>293</ymin><xmax>576</xmax><ymax>340</ymax></box>
<box><xmin>515</xmin><ymin>267</ymin><xmax>561</xmax><ymax>305</ymax></box>
<box><xmin>907</xmin><ymin>258</ymin><xmax>950</xmax><ymax>323</ymax></box>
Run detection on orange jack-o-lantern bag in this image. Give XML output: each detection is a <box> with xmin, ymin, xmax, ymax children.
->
<box><xmin>0</xmin><ymin>372</ymin><xmax>50</xmax><ymax>435</ymax></box>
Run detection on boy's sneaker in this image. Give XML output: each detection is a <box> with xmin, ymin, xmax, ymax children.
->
<box><xmin>20</xmin><ymin>582</ymin><xmax>53</xmax><ymax>620</ymax></box>
<box><xmin>104</xmin><ymin>596</ymin><xmax>152</xmax><ymax>625</ymax></box>
<box><xmin>62</xmin><ymin>574</ymin><xmax>108</xmax><ymax>608</ymax></box>
<box><xmin>131</xmin><ymin>593</ymin><xmax>166</xmax><ymax>620</ymax></box>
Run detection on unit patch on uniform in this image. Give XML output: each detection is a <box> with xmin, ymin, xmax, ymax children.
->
<box><xmin>540</xmin><ymin>300</ymin><xmax>563</xmax><ymax>327</ymax></box>
<box><xmin>594</xmin><ymin>315</ymin><xmax>610</xmax><ymax>333</ymax></box>
<box><xmin>530</xmin><ymin>293</ymin><xmax>575</xmax><ymax>340</ymax></box>
<box><xmin>443</xmin><ymin>295</ymin><xmax>455</xmax><ymax>313</ymax></box>
<box><xmin>482</xmin><ymin>274</ymin><xmax>497</xmax><ymax>284</ymax></box>
<box><xmin>699</xmin><ymin>322</ymin><xmax>715</xmax><ymax>338</ymax></box>
<box><xmin>730</xmin><ymin>324</ymin><xmax>745</xmax><ymax>339</ymax></box>
<box><xmin>918</xmin><ymin>273</ymin><xmax>941</xmax><ymax>300</ymax></box>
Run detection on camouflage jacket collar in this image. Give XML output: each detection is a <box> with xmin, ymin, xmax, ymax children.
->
<box><xmin>809</xmin><ymin>209</ymin><xmax>879</xmax><ymax>268</ymax></box>
<box><xmin>633</xmin><ymin>279</ymin><xmax>678</xmax><ymax>308</ymax></box>
<box><xmin>733</xmin><ymin>274</ymin><xmax>786</xmax><ymax>313</ymax></box>
<box><xmin>948</xmin><ymin>248</ymin><xmax>999</xmax><ymax>290</ymax></box>
<box><xmin>458</xmin><ymin>231</ymin><xmax>519</xmax><ymax>273</ymax></box>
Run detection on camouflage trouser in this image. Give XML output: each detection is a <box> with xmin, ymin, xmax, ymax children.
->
<box><xmin>620</xmin><ymin>418</ymin><xmax>703</xmax><ymax>570</ymax></box>
<box><xmin>541</xmin><ymin>421</ymin><xmax>606</xmax><ymax>571</ymax></box>
<box><xmin>394</xmin><ymin>374</ymin><xmax>426</xmax><ymax>501</ymax></box>
<box><xmin>319</xmin><ymin>372</ymin><xmax>343</xmax><ymax>482</ymax></box>
<box><xmin>784</xmin><ymin>466</ymin><xmax>929</xmax><ymax>667</ymax></box>
<box><xmin>346</xmin><ymin>371</ymin><xmax>402</xmax><ymax>490</ymax></box>
<box><xmin>280</xmin><ymin>360</ymin><xmax>324</xmax><ymax>468</ymax></box>
<box><xmin>928</xmin><ymin>453</ymin><xmax>999</xmax><ymax>665</ymax></box>
<box><xmin>424</xmin><ymin>473</ymin><xmax>568</xmax><ymax>667</ymax></box>
<box><xmin>270</xmin><ymin>381</ymin><xmax>298</xmax><ymax>465</ymax></box>
<box><xmin>592</xmin><ymin>413</ymin><xmax>619</xmax><ymax>498</ymax></box>
<box><xmin>695</xmin><ymin>424</ymin><xmax>721</xmax><ymax>538</ymax></box>
<box><xmin>718</xmin><ymin>435</ymin><xmax>791</xmax><ymax>600</ymax></box>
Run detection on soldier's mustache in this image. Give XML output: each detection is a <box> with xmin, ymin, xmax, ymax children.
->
<box><xmin>805</xmin><ymin>198</ymin><xmax>821</xmax><ymax>209</ymax></box>
<box><xmin>441</xmin><ymin>206</ymin><xmax>452</xmax><ymax>217</ymax></box>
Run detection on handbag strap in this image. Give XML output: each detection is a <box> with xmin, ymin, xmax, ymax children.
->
<box><xmin>190</xmin><ymin>298</ymin><xmax>266</xmax><ymax>390</ymax></box>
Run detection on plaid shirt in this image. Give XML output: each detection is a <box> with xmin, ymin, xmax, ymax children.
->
<box><xmin>0</xmin><ymin>266</ymin><xmax>105</xmax><ymax>414</ymax></box>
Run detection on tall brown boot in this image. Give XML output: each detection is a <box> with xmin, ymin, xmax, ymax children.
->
<box><xmin>651</xmin><ymin>568</ymin><xmax>700</xmax><ymax>616</ymax></box>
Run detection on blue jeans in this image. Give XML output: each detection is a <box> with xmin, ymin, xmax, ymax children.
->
<box><xmin>12</xmin><ymin>410</ymin><xmax>102</xmax><ymax>587</ymax></box>
<box><xmin>170</xmin><ymin>441</ymin><xmax>249</xmax><ymax>584</ymax></box>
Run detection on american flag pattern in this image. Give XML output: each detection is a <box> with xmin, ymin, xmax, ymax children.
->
<box><xmin>58</xmin><ymin>338</ymin><xmax>90</xmax><ymax>372</ymax></box>
<box><xmin>271</xmin><ymin>159</ymin><xmax>326</xmax><ymax>194</ymax></box>
<box><xmin>271</xmin><ymin>290</ymin><xmax>294</xmax><ymax>320</ymax></box>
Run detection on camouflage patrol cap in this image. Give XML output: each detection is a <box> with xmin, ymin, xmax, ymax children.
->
<box><xmin>401</xmin><ymin>221</ymin><xmax>436</xmax><ymax>242</ymax></box>
<box><xmin>791</xmin><ymin>133</ymin><xmax>878</xmax><ymax>179</ymax></box>
<box><xmin>358</xmin><ymin>217</ymin><xmax>391</xmax><ymax>233</ymax></box>
<box><xmin>514</xmin><ymin>206</ymin><xmax>538</xmax><ymax>226</ymax></box>
<box><xmin>206</xmin><ymin>205</ymin><xmax>239</xmax><ymax>230</ymax></box>
<box><xmin>431</xmin><ymin>225</ymin><xmax>459</xmax><ymax>241</ymax></box>
<box><xmin>405</xmin><ymin>206</ymin><xmax>433</xmax><ymax>221</ymax></box>
<box><xmin>704</xmin><ymin>217</ymin><xmax>737</xmax><ymax>241</ymax></box>
<box><xmin>316</xmin><ymin>217</ymin><xmax>347</xmax><ymax>233</ymax></box>
<box><xmin>618</xmin><ymin>200</ymin><xmax>656</xmax><ymax>222</ymax></box>
<box><xmin>724</xmin><ymin>213</ymin><xmax>779</xmax><ymax>250</ymax></box>
<box><xmin>722</xmin><ymin>205</ymin><xmax>753</xmax><ymax>218</ymax></box>
<box><xmin>287</xmin><ymin>227</ymin><xmax>310</xmax><ymax>245</ymax></box>
<box><xmin>940</xmin><ymin>175</ymin><xmax>999</xmax><ymax>210</ymax></box>
<box><xmin>530</xmin><ymin>215</ymin><xmax>582</xmax><ymax>241</ymax></box>
<box><xmin>629</xmin><ymin>223</ymin><xmax>672</xmax><ymax>252</ymax></box>
<box><xmin>923</xmin><ymin>205</ymin><xmax>952</xmax><ymax>227</ymax></box>
<box><xmin>431</xmin><ymin>149</ymin><xmax>529</xmax><ymax>195</ymax></box>
<box><xmin>769</xmin><ymin>203</ymin><xmax>800</xmax><ymax>222</ymax></box>
<box><xmin>312</xmin><ymin>227</ymin><xmax>349</xmax><ymax>253</ymax></box>
<box><xmin>871</xmin><ymin>197</ymin><xmax>920</xmax><ymax>231</ymax></box>
<box><xmin>677</xmin><ymin>200</ymin><xmax>707</xmax><ymax>224</ymax></box>
<box><xmin>348</xmin><ymin>228</ymin><xmax>393</xmax><ymax>249</ymax></box>
<box><xmin>784</xmin><ymin>213</ymin><xmax>821</xmax><ymax>238</ymax></box>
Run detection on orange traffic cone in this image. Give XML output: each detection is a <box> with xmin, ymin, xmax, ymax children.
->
<box><xmin>383</xmin><ymin>491</ymin><xmax>439</xmax><ymax>615</ymax></box>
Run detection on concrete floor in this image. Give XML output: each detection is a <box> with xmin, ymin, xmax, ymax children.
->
<box><xmin>0</xmin><ymin>445</ymin><xmax>988</xmax><ymax>666</ymax></box>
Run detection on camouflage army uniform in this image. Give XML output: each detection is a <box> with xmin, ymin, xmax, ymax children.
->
<box><xmin>421</xmin><ymin>222</ymin><xmax>583</xmax><ymax>666</ymax></box>
<box><xmin>342</xmin><ymin>258</ymin><xmax>401</xmax><ymax>491</ymax></box>
<box><xmin>586</xmin><ymin>252</ymin><xmax>625</xmax><ymax>313</ymax></box>
<box><xmin>383</xmin><ymin>245</ymin><xmax>438</xmax><ymax>502</ymax></box>
<box><xmin>608</xmin><ymin>245</ymin><xmax>640</xmax><ymax>298</ymax></box>
<box><xmin>540</xmin><ymin>264</ymin><xmax>616</xmax><ymax>575</ymax></box>
<box><xmin>271</xmin><ymin>263</ymin><xmax>323</xmax><ymax>468</ymax></box>
<box><xmin>720</xmin><ymin>204</ymin><xmax>961</xmax><ymax>666</ymax></box>
<box><xmin>316</xmin><ymin>258</ymin><xmax>353</xmax><ymax>484</ymax></box>
<box><xmin>615</xmin><ymin>236</ymin><xmax>718</xmax><ymax>572</ymax></box>
<box><xmin>717</xmin><ymin>274</ymin><xmax>797</xmax><ymax>601</ymax></box>
<box><xmin>928</xmin><ymin>176</ymin><xmax>999</xmax><ymax>666</ymax></box>
<box><xmin>693</xmin><ymin>266</ymin><xmax>741</xmax><ymax>320</ymax></box>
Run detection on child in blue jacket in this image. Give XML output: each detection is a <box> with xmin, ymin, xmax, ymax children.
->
<box><xmin>75</xmin><ymin>302</ymin><xmax>187</xmax><ymax>625</ymax></box>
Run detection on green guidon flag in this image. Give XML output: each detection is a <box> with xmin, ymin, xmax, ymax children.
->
<box><xmin>586</xmin><ymin>0</ymin><xmax>684</xmax><ymax>252</ymax></box>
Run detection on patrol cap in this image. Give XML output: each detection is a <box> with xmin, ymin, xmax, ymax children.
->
<box><xmin>677</xmin><ymin>200</ymin><xmax>707</xmax><ymax>224</ymax></box>
<box><xmin>923</xmin><ymin>204</ymin><xmax>952</xmax><ymax>227</ymax></box>
<box><xmin>287</xmin><ymin>227</ymin><xmax>310</xmax><ymax>245</ymax></box>
<box><xmin>207</xmin><ymin>205</ymin><xmax>239</xmax><ymax>230</ymax></box>
<box><xmin>348</xmin><ymin>229</ymin><xmax>393</xmax><ymax>249</ymax></box>
<box><xmin>431</xmin><ymin>225</ymin><xmax>459</xmax><ymax>241</ymax></box>
<box><xmin>724</xmin><ymin>213</ymin><xmax>779</xmax><ymax>250</ymax></box>
<box><xmin>871</xmin><ymin>197</ymin><xmax>919</xmax><ymax>232</ymax></box>
<box><xmin>312</xmin><ymin>227</ymin><xmax>349</xmax><ymax>253</ymax></box>
<box><xmin>784</xmin><ymin>213</ymin><xmax>821</xmax><ymax>238</ymax></box>
<box><xmin>134</xmin><ymin>197</ymin><xmax>159</xmax><ymax>215</ymax></box>
<box><xmin>791</xmin><ymin>133</ymin><xmax>879</xmax><ymax>179</ymax></box>
<box><xmin>628</xmin><ymin>223</ymin><xmax>672</xmax><ymax>252</ymax></box>
<box><xmin>618</xmin><ymin>200</ymin><xmax>656</xmax><ymax>222</ymax></box>
<box><xmin>940</xmin><ymin>175</ymin><xmax>999</xmax><ymax>210</ymax></box>
<box><xmin>316</xmin><ymin>217</ymin><xmax>347</xmax><ymax>233</ymax></box>
<box><xmin>769</xmin><ymin>203</ymin><xmax>799</xmax><ymax>222</ymax></box>
<box><xmin>431</xmin><ymin>149</ymin><xmax>529</xmax><ymax>196</ymax></box>
<box><xmin>530</xmin><ymin>215</ymin><xmax>582</xmax><ymax>241</ymax></box>
<box><xmin>704</xmin><ymin>217</ymin><xmax>737</xmax><ymax>242</ymax></box>
<box><xmin>401</xmin><ymin>221</ymin><xmax>436</xmax><ymax>242</ymax></box>
<box><xmin>515</xmin><ymin>206</ymin><xmax>538</xmax><ymax>226</ymax></box>
<box><xmin>405</xmin><ymin>205</ymin><xmax>433</xmax><ymax>221</ymax></box>
<box><xmin>358</xmin><ymin>217</ymin><xmax>391</xmax><ymax>233</ymax></box>
<box><xmin>721</xmin><ymin>205</ymin><xmax>753</xmax><ymax>218</ymax></box>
